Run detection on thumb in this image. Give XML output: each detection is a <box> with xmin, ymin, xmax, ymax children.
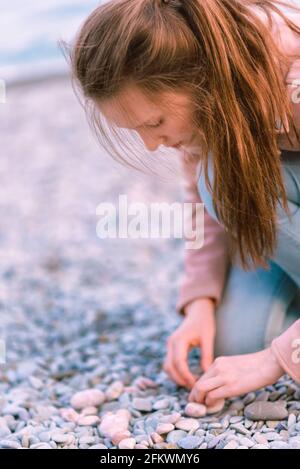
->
<box><xmin>200</xmin><ymin>336</ymin><xmax>214</xmax><ymax>372</ymax></box>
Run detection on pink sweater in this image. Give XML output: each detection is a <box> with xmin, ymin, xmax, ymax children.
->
<box><xmin>176</xmin><ymin>4</ymin><xmax>300</xmax><ymax>382</ymax></box>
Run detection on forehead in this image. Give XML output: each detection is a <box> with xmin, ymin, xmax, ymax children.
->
<box><xmin>97</xmin><ymin>84</ymin><xmax>192</xmax><ymax>128</ymax></box>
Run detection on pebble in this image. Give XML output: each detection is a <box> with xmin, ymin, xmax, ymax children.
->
<box><xmin>0</xmin><ymin>440</ymin><xmax>22</xmax><ymax>449</ymax></box>
<box><xmin>2</xmin><ymin>81</ymin><xmax>300</xmax><ymax>451</ymax></box>
<box><xmin>132</xmin><ymin>398</ymin><xmax>152</xmax><ymax>412</ymax></box>
<box><xmin>177</xmin><ymin>435</ymin><xmax>202</xmax><ymax>449</ymax></box>
<box><xmin>60</xmin><ymin>408</ymin><xmax>80</xmax><ymax>423</ymax></box>
<box><xmin>118</xmin><ymin>438</ymin><xmax>136</xmax><ymax>449</ymax></box>
<box><xmin>79</xmin><ymin>436</ymin><xmax>96</xmax><ymax>445</ymax></box>
<box><xmin>175</xmin><ymin>418</ymin><xmax>200</xmax><ymax>432</ymax></box>
<box><xmin>253</xmin><ymin>433</ymin><xmax>268</xmax><ymax>445</ymax></box>
<box><xmin>150</xmin><ymin>432</ymin><xmax>164</xmax><ymax>444</ymax></box>
<box><xmin>166</xmin><ymin>430</ymin><xmax>188</xmax><ymax>444</ymax></box>
<box><xmin>90</xmin><ymin>444</ymin><xmax>108</xmax><ymax>449</ymax></box>
<box><xmin>29</xmin><ymin>376</ymin><xmax>43</xmax><ymax>390</ymax></box>
<box><xmin>184</xmin><ymin>403</ymin><xmax>206</xmax><ymax>418</ymax></box>
<box><xmin>159</xmin><ymin>412</ymin><xmax>181</xmax><ymax>424</ymax></box>
<box><xmin>270</xmin><ymin>441</ymin><xmax>290</xmax><ymax>449</ymax></box>
<box><xmin>243</xmin><ymin>392</ymin><xmax>256</xmax><ymax>406</ymax></box>
<box><xmin>244</xmin><ymin>401</ymin><xmax>288</xmax><ymax>421</ymax></box>
<box><xmin>70</xmin><ymin>389</ymin><xmax>106</xmax><ymax>410</ymax></box>
<box><xmin>230</xmin><ymin>423</ymin><xmax>251</xmax><ymax>435</ymax></box>
<box><xmin>238</xmin><ymin>437</ymin><xmax>255</xmax><ymax>448</ymax></box>
<box><xmin>51</xmin><ymin>433</ymin><xmax>70</xmax><ymax>444</ymax></box>
<box><xmin>152</xmin><ymin>399</ymin><xmax>170</xmax><ymax>410</ymax></box>
<box><xmin>98</xmin><ymin>409</ymin><xmax>131</xmax><ymax>438</ymax></box>
<box><xmin>156</xmin><ymin>423</ymin><xmax>175</xmax><ymax>435</ymax></box>
<box><xmin>288</xmin><ymin>413</ymin><xmax>297</xmax><ymax>427</ymax></box>
<box><xmin>80</xmin><ymin>406</ymin><xmax>98</xmax><ymax>416</ymax></box>
<box><xmin>105</xmin><ymin>381</ymin><xmax>124</xmax><ymax>401</ymax></box>
<box><xmin>224</xmin><ymin>440</ymin><xmax>239</xmax><ymax>449</ymax></box>
<box><xmin>30</xmin><ymin>443</ymin><xmax>52</xmax><ymax>449</ymax></box>
<box><xmin>77</xmin><ymin>415</ymin><xmax>100</xmax><ymax>426</ymax></box>
<box><xmin>111</xmin><ymin>431</ymin><xmax>131</xmax><ymax>445</ymax></box>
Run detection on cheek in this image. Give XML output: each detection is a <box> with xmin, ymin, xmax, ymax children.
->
<box><xmin>168</xmin><ymin>120</ymin><xmax>189</xmax><ymax>136</ymax></box>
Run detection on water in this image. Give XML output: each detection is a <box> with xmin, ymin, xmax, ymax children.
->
<box><xmin>0</xmin><ymin>0</ymin><xmax>300</xmax><ymax>84</ymax></box>
<box><xmin>0</xmin><ymin>0</ymin><xmax>103</xmax><ymax>84</ymax></box>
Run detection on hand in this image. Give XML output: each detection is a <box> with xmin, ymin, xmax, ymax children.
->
<box><xmin>163</xmin><ymin>298</ymin><xmax>216</xmax><ymax>390</ymax></box>
<box><xmin>188</xmin><ymin>347</ymin><xmax>285</xmax><ymax>406</ymax></box>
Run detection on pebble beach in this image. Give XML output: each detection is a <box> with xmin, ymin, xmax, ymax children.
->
<box><xmin>0</xmin><ymin>77</ymin><xmax>300</xmax><ymax>450</ymax></box>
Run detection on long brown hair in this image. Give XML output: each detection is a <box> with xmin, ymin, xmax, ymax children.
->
<box><xmin>62</xmin><ymin>0</ymin><xmax>300</xmax><ymax>270</ymax></box>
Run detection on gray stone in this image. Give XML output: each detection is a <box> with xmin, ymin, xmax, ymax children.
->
<box><xmin>132</xmin><ymin>398</ymin><xmax>153</xmax><ymax>412</ymax></box>
<box><xmin>166</xmin><ymin>430</ymin><xmax>187</xmax><ymax>444</ymax></box>
<box><xmin>178</xmin><ymin>435</ymin><xmax>203</xmax><ymax>449</ymax></box>
<box><xmin>244</xmin><ymin>401</ymin><xmax>288</xmax><ymax>421</ymax></box>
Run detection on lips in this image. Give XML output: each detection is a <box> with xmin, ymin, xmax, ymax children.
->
<box><xmin>171</xmin><ymin>141</ymin><xmax>183</xmax><ymax>149</ymax></box>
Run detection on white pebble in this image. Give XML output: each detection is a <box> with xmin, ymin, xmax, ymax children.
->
<box><xmin>77</xmin><ymin>415</ymin><xmax>100</xmax><ymax>426</ymax></box>
<box><xmin>175</xmin><ymin>418</ymin><xmax>200</xmax><ymax>432</ymax></box>
<box><xmin>185</xmin><ymin>403</ymin><xmax>207</xmax><ymax>418</ymax></box>
<box><xmin>118</xmin><ymin>437</ymin><xmax>136</xmax><ymax>449</ymax></box>
<box><xmin>156</xmin><ymin>423</ymin><xmax>175</xmax><ymax>435</ymax></box>
<box><xmin>70</xmin><ymin>389</ymin><xmax>105</xmax><ymax>410</ymax></box>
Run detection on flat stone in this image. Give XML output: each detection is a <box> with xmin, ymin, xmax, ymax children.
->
<box><xmin>0</xmin><ymin>440</ymin><xmax>22</xmax><ymax>449</ymax></box>
<box><xmin>70</xmin><ymin>389</ymin><xmax>105</xmax><ymax>410</ymax></box>
<box><xmin>90</xmin><ymin>443</ymin><xmax>108</xmax><ymax>449</ymax></box>
<box><xmin>51</xmin><ymin>433</ymin><xmax>70</xmax><ymax>444</ymax></box>
<box><xmin>80</xmin><ymin>406</ymin><xmax>98</xmax><ymax>416</ymax></box>
<box><xmin>224</xmin><ymin>440</ymin><xmax>239</xmax><ymax>449</ymax></box>
<box><xmin>184</xmin><ymin>403</ymin><xmax>206</xmax><ymax>418</ymax></box>
<box><xmin>98</xmin><ymin>409</ymin><xmax>131</xmax><ymax>438</ymax></box>
<box><xmin>132</xmin><ymin>397</ymin><xmax>152</xmax><ymax>412</ymax></box>
<box><xmin>175</xmin><ymin>418</ymin><xmax>199</xmax><ymax>432</ymax></box>
<box><xmin>159</xmin><ymin>412</ymin><xmax>181</xmax><ymax>424</ymax></box>
<box><xmin>244</xmin><ymin>401</ymin><xmax>288</xmax><ymax>421</ymax></box>
<box><xmin>166</xmin><ymin>430</ymin><xmax>187</xmax><ymax>444</ymax></box>
<box><xmin>30</xmin><ymin>443</ymin><xmax>52</xmax><ymax>449</ymax></box>
<box><xmin>152</xmin><ymin>399</ymin><xmax>170</xmax><ymax>410</ymax></box>
<box><xmin>105</xmin><ymin>381</ymin><xmax>124</xmax><ymax>401</ymax></box>
<box><xmin>156</xmin><ymin>423</ymin><xmax>175</xmax><ymax>435</ymax></box>
<box><xmin>118</xmin><ymin>437</ymin><xmax>136</xmax><ymax>449</ymax></box>
<box><xmin>77</xmin><ymin>415</ymin><xmax>100</xmax><ymax>426</ymax></box>
<box><xmin>177</xmin><ymin>435</ymin><xmax>202</xmax><ymax>449</ymax></box>
<box><xmin>60</xmin><ymin>408</ymin><xmax>80</xmax><ymax>423</ymax></box>
<box><xmin>111</xmin><ymin>431</ymin><xmax>131</xmax><ymax>445</ymax></box>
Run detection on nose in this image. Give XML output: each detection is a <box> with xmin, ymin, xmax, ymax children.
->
<box><xmin>139</xmin><ymin>132</ymin><xmax>164</xmax><ymax>152</ymax></box>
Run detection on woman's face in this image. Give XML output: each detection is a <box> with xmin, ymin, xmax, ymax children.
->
<box><xmin>97</xmin><ymin>84</ymin><xmax>200</xmax><ymax>152</ymax></box>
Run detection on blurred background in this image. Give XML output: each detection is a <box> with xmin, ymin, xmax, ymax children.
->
<box><xmin>1</xmin><ymin>0</ymin><xmax>300</xmax><ymax>451</ymax></box>
<box><xmin>0</xmin><ymin>0</ymin><xmax>100</xmax><ymax>83</ymax></box>
<box><xmin>0</xmin><ymin>0</ymin><xmax>186</xmax><ymax>404</ymax></box>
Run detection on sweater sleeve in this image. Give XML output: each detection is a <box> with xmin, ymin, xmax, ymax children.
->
<box><xmin>175</xmin><ymin>152</ymin><xmax>231</xmax><ymax>317</ymax></box>
<box><xmin>270</xmin><ymin>319</ymin><xmax>300</xmax><ymax>383</ymax></box>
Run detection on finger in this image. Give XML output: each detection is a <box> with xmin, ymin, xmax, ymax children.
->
<box><xmin>171</xmin><ymin>342</ymin><xmax>198</xmax><ymax>389</ymax></box>
<box><xmin>196</xmin><ymin>366</ymin><xmax>217</xmax><ymax>382</ymax></box>
<box><xmin>205</xmin><ymin>386</ymin><xmax>230</xmax><ymax>406</ymax></box>
<box><xmin>188</xmin><ymin>376</ymin><xmax>223</xmax><ymax>404</ymax></box>
<box><xmin>200</xmin><ymin>336</ymin><xmax>215</xmax><ymax>372</ymax></box>
<box><xmin>163</xmin><ymin>353</ymin><xmax>191</xmax><ymax>389</ymax></box>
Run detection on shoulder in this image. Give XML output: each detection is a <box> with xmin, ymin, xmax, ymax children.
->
<box><xmin>249</xmin><ymin>4</ymin><xmax>300</xmax><ymax>77</ymax></box>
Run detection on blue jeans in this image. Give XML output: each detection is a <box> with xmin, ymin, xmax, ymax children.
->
<box><xmin>197</xmin><ymin>150</ymin><xmax>300</xmax><ymax>356</ymax></box>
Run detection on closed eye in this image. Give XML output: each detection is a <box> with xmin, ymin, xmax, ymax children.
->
<box><xmin>148</xmin><ymin>118</ymin><xmax>164</xmax><ymax>128</ymax></box>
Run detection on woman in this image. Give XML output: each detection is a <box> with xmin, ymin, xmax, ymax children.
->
<box><xmin>65</xmin><ymin>0</ymin><xmax>300</xmax><ymax>405</ymax></box>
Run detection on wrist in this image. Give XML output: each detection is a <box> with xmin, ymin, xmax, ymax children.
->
<box><xmin>184</xmin><ymin>297</ymin><xmax>215</xmax><ymax>317</ymax></box>
<box><xmin>263</xmin><ymin>347</ymin><xmax>285</xmax><ymax>383</ymax></box>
